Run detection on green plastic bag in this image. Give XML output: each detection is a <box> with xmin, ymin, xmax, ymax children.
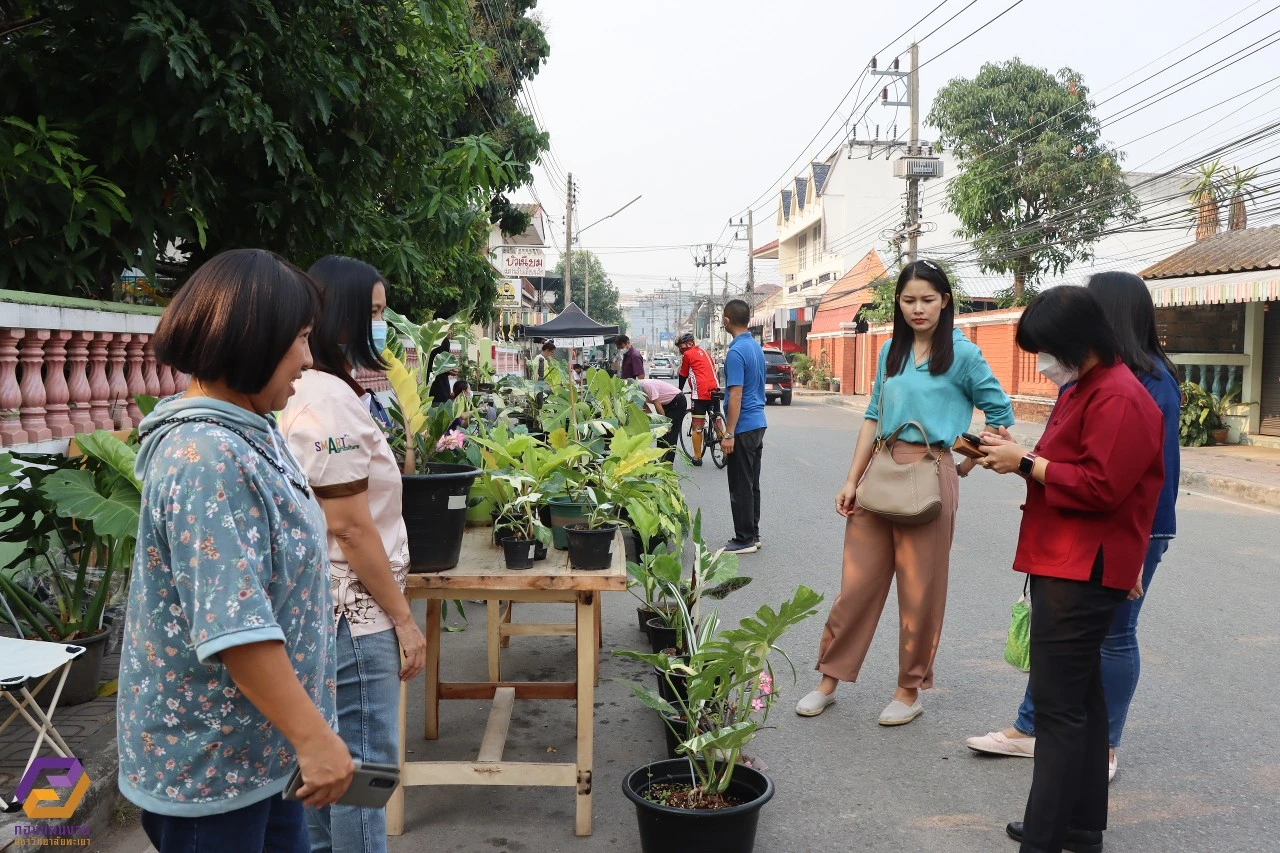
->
<box><xmin>1003</xmin><ymin>579</ymin><xmax>1031</xmax><ymax>672</ymax></box>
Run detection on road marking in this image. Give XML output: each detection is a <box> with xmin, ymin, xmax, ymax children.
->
<box><xmin>1180</xmin><ymin>488</ymin><xmax>1280</xmax><ymax>516</ymax></box>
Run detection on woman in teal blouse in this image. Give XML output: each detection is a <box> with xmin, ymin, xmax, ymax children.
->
<box><xmin>796</xmin><ymin>260</ymin><xmax>1014</xmax><ymax>725</ymax></box>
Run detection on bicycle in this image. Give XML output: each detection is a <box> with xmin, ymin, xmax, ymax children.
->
<box><xmin>678</xmin><ymin>391</ymin><xmax>727</xmax><ymax>469</ymax></box>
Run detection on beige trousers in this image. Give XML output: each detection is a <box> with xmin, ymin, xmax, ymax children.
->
<box><xmin>815</xmin><ymin>444</ymin><xmax>960</xmax><ymax>690</ymax></box>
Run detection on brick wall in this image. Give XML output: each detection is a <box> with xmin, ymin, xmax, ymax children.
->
<box><xmin>1156</xmin><ymin>304</ymin><xmax>1245</xmax><ymax>353</ymax></box>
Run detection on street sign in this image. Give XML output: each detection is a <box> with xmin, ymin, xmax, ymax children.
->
<box><xmin>495</xmin><ymin>278</ymin><xmax>522</xmax><ymax>309</ymax></box>
<box><xmin>497</xmin><ymin>246</ymin><xmax>545</xmax><ymax>277</ymax></box>
<box><xmin>659</xmin><ymin>332</ymin><xmax>673</xmax><ymax>344</ymax></box>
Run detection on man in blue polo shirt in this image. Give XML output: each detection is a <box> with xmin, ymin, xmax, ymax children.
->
<box><xmin>720</xmin><ymin>298</ymin><xmax>767</xmax><ymax>554</ymax></box>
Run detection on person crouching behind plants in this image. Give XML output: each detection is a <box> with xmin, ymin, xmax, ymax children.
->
<box><xmin>119</xmin><ymin>249</ymin><xmax>354</xmax><ymax>853</ymax></box>
<box><xmin>279</xmin><ymin>255</ymin><xmax>427</xmax><ymax>853</ymax></box>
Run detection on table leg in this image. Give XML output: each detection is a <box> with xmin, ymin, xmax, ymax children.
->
<box><xmin>501</xmin><ymin>601</ymin><xmax>513</xmax><ymax>648</ymax></box>
<box><xmin>425</xmin><ymin>599</ymin><xmax>441</xmax><ymax>741</ymax></box>
<box><xmin>387</xmin><ymin>679</ymin><xmax>407</xmax><ymax>836</ymax></box>
<box><xmin>593</xmin><ymin>595</ymin><xmax>602</xmax><ymax>686</ymax></box>
<box><xmin>486</xmin><ymin>599</ymin><xmax>502</xmax><ymax>682</ymax></box>
<box><xmin>575</xmin><ymin>591</ymin><xmax>595</xmax><ymax>836</ymax></box>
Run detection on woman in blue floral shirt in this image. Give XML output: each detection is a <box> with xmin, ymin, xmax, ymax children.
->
<box><xmin>118</xmin><ymin>249</ymin><xmax>354</xmax><ymax>853</ymax></box>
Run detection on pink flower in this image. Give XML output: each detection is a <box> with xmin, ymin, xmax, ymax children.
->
<box><xmin>757</xmin><ymin>671</ymin><xmax>773</xmax><ymax>695</ymax></box>
<box><xmin>435</xmin><ymin>430</ymin><xmax>466</xmax><ymax>452</ymax></box>
<box><xmin>751</xmin><ymin>697</ymin><xmax>765</xmax><ymax>712</ymax></box>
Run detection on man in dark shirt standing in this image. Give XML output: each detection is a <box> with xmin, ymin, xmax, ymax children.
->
<box><xmin>617</xmin><ymin>334</ymin><xmax>645</xmax><ymax>380</ymax></box>
<box><xmin>721</xmin><ymin>299</ymin><xmax>767</xmax><ymax>554</ymax></box>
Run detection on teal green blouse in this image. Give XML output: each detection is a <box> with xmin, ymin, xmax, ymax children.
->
<box><xmin>865</xmin><ymin>329</ymin><xmax>1014</xmax><ymax>445</ymax></box>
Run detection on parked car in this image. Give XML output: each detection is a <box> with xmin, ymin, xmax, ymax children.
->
<box><xmin>649</xmin><ymin>355</ymin><xmax>677</xmax><ymax>380</ymax></box>
<box><xmin>762</xmin><ymin>347</ymin><xmax>792</xmax><ymax>405</ymax></box>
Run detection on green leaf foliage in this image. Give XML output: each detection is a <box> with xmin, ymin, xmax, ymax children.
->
<box><xmin>928</xmin><ymin>59</ymin><xmax>1138</xmax><ymax>300</ymax></box>
<box><xmin>1</xmin><ymin>1</ymin><xmax>550</xmax><ymax>319</ymax></box>
<box><xmin>549</xmin><ymin>251</ymin><xmax>626</xmax><ymax>331</ymax></box>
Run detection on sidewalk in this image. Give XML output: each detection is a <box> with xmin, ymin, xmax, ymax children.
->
<box><xmin>806</xmin><ymin>390</ymin><xmax>1280</xmax><ymax>509</ymax></box>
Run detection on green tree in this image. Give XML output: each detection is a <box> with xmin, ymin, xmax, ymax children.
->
<box><xmin>549</xmin><ymin>250</ymin><xmax>625</xmax><ymax>330</ymax></box>
<box><xmin>927</xmin><ymin>59</ymin><xmax>1137</xmax><ymax>303</ymax></box>
<box><xmin>1</xmin><ymin>0</ymin><xmax>549</xmax><ymax>321</ymax></box>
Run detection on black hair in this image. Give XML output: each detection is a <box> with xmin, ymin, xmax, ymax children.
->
<box><xmin>306</xmin><ymin>255</ymin><xmax>387</xmax><ymax>384</ymax></box>
<box><xmin>451</xmin><ymin>380</ymin><xmax>471</xmax><ymax>399</ymax></box>
<box><xmin>153</xmin><ymin>249</ymin><xmax>320</xmax><ymax>394</ymax></box>
<box><xmin>1085</xmin><ymin>271</ymin><xmax>1177</xmax><ymax>379</ymax></box>
<box><xmin>541</xmin><ymin>340</ymin><xmax>556</xmax><ymax>353</ymax></box>
<box><xmin>885</xmin><ymin>260</ymin><xmax>955</xmax><ymax>376</ymax></box>
<box><xmin>723</xmin><ymin>299</ymin><xmax>751</xmax><ymax>328</ymax></box>
<box><xmin>615</xmin><ymin>334</ymin><xmax>631</xmax><ymax>346</ymax></box>
<box><xmin>1016</xmin><ymin>286</ymin><xmax>1118</xmax><ymax>370</ymax></box>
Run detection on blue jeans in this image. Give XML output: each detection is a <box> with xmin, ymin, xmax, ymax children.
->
<box><xmin>307</xmin><ymin>620</ymin><xmax>401</xmax><ymax>853</ymax></box>
<box><xmin>1015</xmin><ymin>538</ymin><xmax>1170</xmax><ymax>748</ymax></box>
<box><xmin>141</xmin><ymin>795</ymin><xmax>308</xmax><ymax>853</ymax></box>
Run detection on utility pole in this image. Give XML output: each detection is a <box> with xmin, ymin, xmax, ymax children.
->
<box><xmin>907</xmin><ymin>42</ymin><xmax>920</xmax><ymax>264</ymax></box>
<box><xmin>563</xmin><ymin>173</ymin><xmax>574</xmax><ymax>311</ymax></box>
<box><xmin>877</xmin><ymin>43</ymin><xmax>939</xmax><ymax>266</ymax></box>
<box><xmin>693</xmin><ymin>245</ymin><xmax>724</xmax><ymax>340</ymax></box>
<box><xmin>730</xmin><ymin>211</ymin><xmax>756</xmax><ymax>295</ymax></box>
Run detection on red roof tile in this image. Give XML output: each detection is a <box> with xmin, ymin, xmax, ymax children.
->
<box><xmin>810</xmin><ymin>251</ymin><xmax>888</xmax><ymax>334</ymax></box>
<box><xmin>1139</xmin><ymin>225</ymin><xmax>1280</xmax><ymax>280</ymax></box>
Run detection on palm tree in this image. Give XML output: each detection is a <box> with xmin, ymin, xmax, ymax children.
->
<box><xmin>1226</xmin><ymin>166</ymin><xmax>1259</xmax><ymax>231</ymax></box>
<box><xmin>1182</xmin><ymin>159</ymin><xmax>1224</xmax><ymax>241</ymax></box>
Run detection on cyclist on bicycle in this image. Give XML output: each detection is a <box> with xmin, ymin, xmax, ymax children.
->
<box><xmin>676</xmin><ymin>332</ymin><xmax>722</xmax><ymax>466</ymax></box>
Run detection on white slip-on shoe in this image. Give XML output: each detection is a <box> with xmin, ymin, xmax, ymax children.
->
<box><xmin>878</xmin><ymin>698</ymin><xmax>924</xmax><ymax>726</ymax></box>
<box><xmin>795</xmin><ymin>690</ymin><xmax>837</xmax><ymax>717</ymax></box>
<box><xmin>1108</xmin><ymin>754</ymin><xmax>1118</xmax><ymax>783</ymax></box>
<box><xmin>966</xmin><ymin>731</ymin><xmax>1036</xmax><ymax>758</ymax></box>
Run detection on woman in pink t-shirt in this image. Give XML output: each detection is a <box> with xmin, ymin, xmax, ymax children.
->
<box><xmin>279</xmin><ymin>256</ymin><xmax>425</xmax><ymax>853</ymax></box>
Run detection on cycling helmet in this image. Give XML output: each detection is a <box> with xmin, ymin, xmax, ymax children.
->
<box><xmin>676</xmin><ymin>332</ymin><xmax>695</xmax><ymax>347</ymax></box>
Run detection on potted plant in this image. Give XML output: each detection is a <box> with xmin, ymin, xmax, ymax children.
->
<box><xmin>0</xmin><ymin>430</ymin><xmax>142</xmax><ymax>704</ymax></box>
<box><xmin>383</xmin><ymin>309</ymin><xmax>482</xmax><ymax>572</ymax></box>
<box><xmin>1179</xmin><ymin>382</ymin><xmax>1239</xmax><ymax>447</ymax></box>
<box><xmin>488</xmin><ymin>473</ymin><xmax>551</xmax><ymax>570</ymax></box>
<box><xmin>1208</xmin><ymin>387</ymin><xmax>1239</xmax><ymax>445</ymax></box>
<box><xmin>616</xmin><ymin>585</ymin><xmax>824</xmax><ymax>853</ymax></box>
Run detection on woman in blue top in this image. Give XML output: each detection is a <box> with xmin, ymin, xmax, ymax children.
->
<box><xmin>796</xmin><ymin>260</ymin><xmax>1014</xmax><ymax>725</ymax></box>
<box><xmin>966</xmin><ymin>270</ymin><xmax>1181</xmax><ymax>784</ymax></box>
<box><xmin>119</xmin><ymin>250</ymin><xmax>354</xmax><ymax>853</ymax></box>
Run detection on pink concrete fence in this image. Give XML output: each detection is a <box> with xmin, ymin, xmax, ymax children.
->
<box><xmin>0</xmin><ymin>329</ymin><xmax>190</xmax><ymax>446</ymax></box>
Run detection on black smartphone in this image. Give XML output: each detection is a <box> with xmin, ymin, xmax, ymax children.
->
<box><xmin>952</xmin><ymin>432</ymin><xmax>984</xmax><ymax>460</ymax></box>
<box><xmin>282</xmin><ymin>758</ymin><xmax>400</xmax><ymax>809</ymax></box>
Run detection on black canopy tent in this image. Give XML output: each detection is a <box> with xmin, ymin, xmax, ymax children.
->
<box><xmin>519</xmin><ymin>302</ymin><xmax>619</xmax><ymax>348</ymax></box>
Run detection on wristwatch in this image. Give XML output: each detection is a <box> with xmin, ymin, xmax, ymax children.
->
<box><xmin>722</xmin><ymin>433</ymin><xmax>734</xmax><ymax>440</ymax></box>
<box><xmin>1018</xmin><ymin>452</ymin><xmax>1039</xmax><ymax>477</ymax></box>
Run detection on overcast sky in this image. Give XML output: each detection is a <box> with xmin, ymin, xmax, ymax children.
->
<box><xmin>513</xmin><ymin>0</ymin><xmax>1280</xmax><ymax>298</ymax></box>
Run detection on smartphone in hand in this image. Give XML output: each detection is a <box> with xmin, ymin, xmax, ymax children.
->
<box><xmin>282</xmin><ymin>758</ymin><xmax>400</xmax><ymax>809</ymax></box>
<box><xmin>951</xmin><ymin>432</ymin><xmax>984</xmax><ymax>460</ymax></box>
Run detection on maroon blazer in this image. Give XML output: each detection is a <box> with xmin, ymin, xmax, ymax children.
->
<box><xmin>1013</xmin><ymin>361</ymin><xmax>1164</xmax><ymax>590</ymax></box>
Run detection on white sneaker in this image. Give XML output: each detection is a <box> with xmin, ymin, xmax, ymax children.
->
<box><xmin>878</xmin><ymin>698</ymin><xmax>924</xmax><ymax>726</ymax></box>
<box><xmin>1108</xmin><ymin>754</ymin><xmax>1118</xmax><ymax>783</ymax></box>
<box><xmin>966</xmin><ymin>731</ymin><xmax>1036</xmax><ymax>758</ymax></box>
<box><xmin>795</xmin><ymin>689</ymin><xmax>837</xmax><ymax>717</ymax></box>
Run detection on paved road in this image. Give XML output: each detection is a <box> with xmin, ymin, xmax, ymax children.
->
<box><xmin>104</xmin><ymin>398</ymin><xmax>1280</xmax><ymax>852</ymax></box>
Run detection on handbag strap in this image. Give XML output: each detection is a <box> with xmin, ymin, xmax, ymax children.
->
<box><xmin>879</xmin><ymin>420</ymin><xmax>939</xmax><ymax>462</ymax></box>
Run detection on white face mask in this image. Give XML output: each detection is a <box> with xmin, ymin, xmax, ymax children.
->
<box><xmin>1037</xmin><ymin>352</ymin><xmax>1079</xmax><ymax>387</ymax></box>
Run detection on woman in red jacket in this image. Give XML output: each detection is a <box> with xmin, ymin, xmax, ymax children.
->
<box><xmin>978</xmin><ymin>286</ymin><xmax>1163</xmax><ymax>853</ymax></box>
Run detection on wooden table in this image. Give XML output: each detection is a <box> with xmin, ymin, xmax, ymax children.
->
<box><xmin>387</xmin><ymin>527</ymin><xmax>626</xmax><ymax>838</ymax></box>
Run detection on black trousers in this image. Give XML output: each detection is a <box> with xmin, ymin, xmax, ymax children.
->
<box><xmin>725</xmin><ymin>427</ymin><xmax>765</xmax><ymax>544</ymax></box>
<box><xmin>1020</xmin><ymin>556</ymin><xmax>1127</xmax><ymax>853</ymax></box>
<box><xmin>659</xmin><ymin>393</ymin><xmax>689</xmax><ymax>461</ymax></box>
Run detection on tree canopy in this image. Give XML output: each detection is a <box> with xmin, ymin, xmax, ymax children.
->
<box><xmin>927</xmin><ymin>58</ymin><xmax>1137</xmax><ymax>302</ymax></box>
<box><xmin>1</xmin><ymin>0</ymin><xmax>550</xmax><ymax>320</ymax></box>
<box><xmin>549</xmin><ymin>250</ymin><xmax>625</xmax><ymax>331</ymax></box>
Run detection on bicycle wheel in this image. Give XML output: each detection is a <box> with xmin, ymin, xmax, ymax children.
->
<box><xmin>708</xmin><ymin>427</ymin><xmax>726</xmax><ymax>469</ymax></box>
<box><xmin>678</xmin><ymin>416</ymin><xmax>696</xmax><ymax>460</ymax></box>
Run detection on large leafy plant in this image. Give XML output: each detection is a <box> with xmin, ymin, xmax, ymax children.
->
<box><xmin>616</xmin><ymin>585</ymin><xmax>824</xmax><ymax>802</ymax></box>
<box><xmin>0</xmin><ymin>430</ymin><xmax>142</xmax><ymax>641</ymax></box>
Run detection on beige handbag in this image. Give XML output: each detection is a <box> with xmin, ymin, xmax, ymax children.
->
<box><xmin>857</xmin><ymin>419</ymin><xmax>943</xmax><ymax>525</ymax></box>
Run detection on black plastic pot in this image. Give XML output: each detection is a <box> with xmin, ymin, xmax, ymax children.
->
<box><xmin>622</xmin><ymin>759</ymin><xmax>775</xmax><ymax>853</ymax></box>
<box><xmin>402</xmin><ymin>464</ymin><xmax>481</xmax><ymax>573</ymax></box>
<box><xmin>534</xmin><ymin>541</ymin><xmax>548</xmax><ymax>561</ymax></box>
<box><xmin>547</xmin><ymin>497</ymin><xmax>595</xmax><ymax>550</ymax></box>
<box><xmin>623</xmin><ymin>528</ymin><xmax>640</xmax><ymax>564</ymax></box>
<box><xmin>636</xmin><ymin>605</ymin><xmax>672</xmax><ymax>631</ymax></box>
<box><xmin>500</xmin><ymin>537</ymin><xmax>537</xmax><ymax>571</ymax></box>
<box><xmin>660</xmin><ymin>712</ymin><xmax>687</xmax><ymax>760</ymax></box>
<box><xmin>34</xmin><ymin>629</ymin><xmax>109</xmax><ymax>707</ymax></box>
<box><xmin>645</xmin><ymin>616</ymin><xmax>683</xmax><ymax>654</ymax></box>
<box><xmin>565</xmin><ymin>523</ymin><xmax>618</xmax><ymax>571</ymax></box>
<box><xmin>655</xmin><ymin>656</ymin><xmax>691</xmax><ymax>706</ymax></box>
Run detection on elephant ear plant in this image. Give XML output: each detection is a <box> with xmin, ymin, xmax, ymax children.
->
<box><xmin>615</xmin><ymin>584</ymin><xmax>824</xmax><ymax>806</ymax></box>
<box><xmin>0</xmin><ymin>430</ymin><xmax>142</xmax><ymax>641</ymax></box>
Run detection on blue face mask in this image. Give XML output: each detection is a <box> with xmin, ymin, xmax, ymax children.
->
<box><xmin>371</xmin><ymin>320</ymin><xmax>388</xmax><ymax>354</ymax></box>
